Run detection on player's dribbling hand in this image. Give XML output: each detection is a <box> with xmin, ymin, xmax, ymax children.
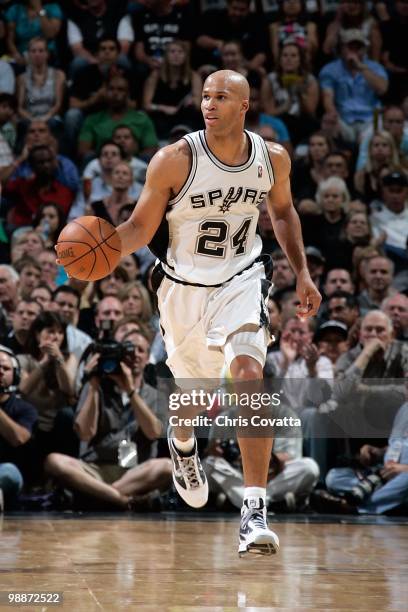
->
<box><xmin>296</xmin><ymin>269</ymin><xmax>322</xmax><ymax>319</ymax></box>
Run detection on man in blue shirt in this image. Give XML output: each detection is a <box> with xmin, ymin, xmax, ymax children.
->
<box><xmin>319</xmin><ymin>29</ymin><xmax>388</xmax><ymax>141</ymax></box>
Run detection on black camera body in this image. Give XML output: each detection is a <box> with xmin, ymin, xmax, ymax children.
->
<box><xmin>94</xmin><ymin>339</ymin><xmax>135</xmax><ymax>375</ymax></box>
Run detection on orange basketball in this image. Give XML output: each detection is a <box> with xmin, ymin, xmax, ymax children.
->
<box><xmin>55</xmin><ymin>216</ymin><xmax>122</xmax><ymax>281</ymax></box>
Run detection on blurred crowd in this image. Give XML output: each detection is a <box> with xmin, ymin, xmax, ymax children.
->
<box><xmin>0</xmin><ymin>0</ymin><xmax>407</xmax><ymax>516</ymax></box>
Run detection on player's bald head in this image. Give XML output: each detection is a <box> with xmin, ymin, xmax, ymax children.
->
<box><xmin>203</xmin><ymin>70</ymin><xmax>249</xmax><ymax>100</ymax></box>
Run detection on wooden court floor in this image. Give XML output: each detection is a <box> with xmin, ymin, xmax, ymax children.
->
<box><xmin>0</xmin><ymin>513</ymin><xmax>407</xmax><ymax>611</ymax></box>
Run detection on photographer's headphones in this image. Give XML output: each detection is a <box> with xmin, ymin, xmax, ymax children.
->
<box><xmin>0</xmin><ymin>344</ymin><xmax>21</xmax><ymax>392</ymax></box>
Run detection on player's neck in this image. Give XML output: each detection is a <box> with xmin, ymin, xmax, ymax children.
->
<box><xmin>205</xmin><ymin>128</ymin><xmax>249</xmax><ymax>166</ymax></box>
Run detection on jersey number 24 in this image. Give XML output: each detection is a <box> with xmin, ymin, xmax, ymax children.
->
<box><xmin>195</xmin><ymin>218</ymin><xmax>251</xmax><ymax>258</ymax></box>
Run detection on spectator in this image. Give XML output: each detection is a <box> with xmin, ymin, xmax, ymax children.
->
<box><xmin>31</xmin><ymin>283</ymin><xmax>52</xmax><ymax>311</ymax></box>
<box><xmin>4</xmin><ymin>144</ymin><xmax>75</xmax><ymax>227</ymax></box>
<box><xmin>323</xmin><ymin>0</ymin><xmax>382</xmax><ymax>61</ymax></box>
<box><xmin>10</xmin><ymin>229</ymin><xmax>45</xmax><ymax>265</ymax></box>
<box><xmin>244</xmin><ymin>78</ymin><xmax>292</xmax><ymax>153</ymax></box>
<box><xmin>118</xmin><ymin>281</ymin><xmax>153</xmax><ymax>324</ymax></box>
<box><xmin>5</xmin><ymin>0</ymin><xmax>63</xmax><ymax>64</ymax></box>
<box><xmin>44</xmin><ymin>329</ymin><xmax>171</xmax><ymax>509</ymax></box>
<box><xmin>303</xmin><ymin>310</ymin><xmax>408</xmax><ymax>480</ymax></box>
<box><xmin>271</xmin><ymin>249</ymin><xmax>296</xmax><ymax>292</ymax></box>
<box><xmin>0</xmin><ymin>347</ymin><xmax>37</xmax><ymax>510</ymax></box>
<box><xmin>143</xmin><ymin>40</ymin><xmax>202</xmax><ymax>139</ymax></box>
<box><xmin>120</xmin><ymin>254</ymin><xmax>141</xmax><ymax>283</ymax></box>
<box><xmin>112</xmin><ymin>124</ymin><xmax>148</xmax><ymax>183</ymax></box>
<box><xmin>203</xmin><ymin>405</ymin><xmax>319</xmax><ymax>511</ymax></box>
<box><xmin>314</xmin><ymin>319</ymin><xmax>349</xmax><ymax>366</ymax></box>
<box><xmin>354</xmin><ymin>131</ymin><xmax>401</xmax><ymax>202</ymax></box>
<box><xmin>0</xmin><ymin>94</ymin><xmax>17</xmax><ymax>150</ymax></box>
<box><xmin>382</xmin><ymin>293</ymin><xmax>408</xmax><ymax>341</ymax></box>
<box><xmin>13</xmin><ymin>256</ymin><xmax>41</xmax><ymax>298</ymax></box>
<box><xmin>0</xmin><ymin>265</ymin><xmax>19</xmax><ymax>319</ymax></box>
<box><xmin>51</xmin><ymin>286</ymin><xmax>92</xmax><ymax>362</ymax></box>
<box><xmin>127</xmin><ymin>0</ymin><xmax>192</xmax><ymax>76</ymax></box>
<box><xmin>322</xmin><ymin>151</ymin><xmax>355</xmax><ymax>197</ymax></box>
<box><xmin>88</xmin><ymin>162</ymin><xmax>139</xmax><ymax>224</ymax></box>
<box><xmin>196</xmin><ymin>0</ymin><xmax>268</xmax><ymax>73</ymax></box>
<box><xmin>323</xmin><ymin>397</ymin><xmax>408</xmax><ymax>515</ymax></box>
<box><xmin>82</xmin><ymin>140</ymin><xmax>123</xmax><ymax>204</ymax></box>
<box><xmin>258</xmin><ymin>201</ymin><xmax>278</xmax><ymax>255</ymax></box>
<box><xmin>32</xmin><ymin>202</ymin><xmax>67</xmax><ymax>249</ymax></box>
<box><xmin>358</xmin><ymin>255</ymin><xmax>396</xmax><ymax>314</ymax></box>
<box><xmin>357</xmin><ymin>106</ymin><xmax>408</xmax><ymax>171</ymax></box>
<box><xmin>81</xmin><ymin>295</ymin><xmax>124</xmax><ymax>338</ymax></box>
<box><xmin>4</xmin><ymin>121</ymin><xmax>80</xmax><ymax>195</ymax></box>
<box><xmin>1</xmin><ymin>298</ymin><xmax>42</xmax><ymax>355</ymax></box>
<box><xmin>38</xmin><ymin>248</ymin><xmax>58</xmax><ymax>291</ymax></box>
<box><xmin>336</xmin><ymin>210</ymin><xmax>381</xmax><ymax>271</ymax></box>
<box><xmin>264</xmin><ymin>41</ymin><xmax>319</xmax><ymax>145</ymax></box>
<box><xmin>265</xmin><ymin>316</ymin><xmax>333</xmax><ymax>409</ymax></box>
<box><xmin>66</xmin><ymin>0</ymin><xmax>127</xmax><ymax>75</ymax></box>
<box><xmin>327</xmin><ymin>290</ymin><xmax>360</xmax><ymax>329</ymax></box>
<box><xmin>16</xmin><ymin>37</ymin><xmax>65</xmax><ymax>134</ymax></box>
<box><xmin>267</xmin><ymin>295</ymin><xmax>282</xmax><ymax>347</ymax></box>
<box><xmin>305</xmin><ymin>246</ymin><xmax>326</xmax><ymax>290</ymax></box>
<box><xmin>320</xmin><ymin>29</ymin><xmax>388</xmax><ymax>140</ymax></box>
<box><xmin>0</xmin><ymin>63</ymin><xmax>15</xmax><ymax>95</ymax></box>
<box><xmin>18</xmin><ymin>311</ymin><xmax>78</xmax><ymax>457</ymax></box>
<box><xmin>370</xmin><ymin>171</ymin><xmax>408</xmax><ymax>268</ymax></box>
<box><xmin>381</xmin><ymin>0</ymin><xmax>408</xmax><ymax>102</ymax></box>
<box><xmin>78</xmin><ymin>75</ymin><xmax>158</xmax><ymax>161</ymax></box>
<box><xmin>269</xmin><ymin>0</ymin><xmax>318</xmax><ymax>65</ymax></box>
<box><xmin>300</xmin><ymin>177</ymin><xmax>349</xmax><ymax>269</ymax></box>
<box><xmin>65</xmin><ymin>37</ymin><xmax>129</xmax><ymax>152</ymax></box>
<box><xmin>324</xmin><ymin>268</ymin><xmax>355</xmax><ymax>297</ymax></box>
<box><xmin>292</xmin><ymin>132</ymin><xmax>331</xmax><ymax>203</ymax></box>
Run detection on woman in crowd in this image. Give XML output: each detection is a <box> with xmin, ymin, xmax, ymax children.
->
<box><xmin>220</xmin><ymin>40</ymin><xmax>270</xmax><ymax>92</ymax></box>
<box><xmin>292</xmin><ymin>132</ymin><xmax>331</xmax><ymax>203</ymax></box>
<box><xmin>300</xmin><ymin>176</ymin><xmax>350</xmax><ymax>268</ymax></box>
<box><xmin>16</xmin><ymin>37</ymin><xmax>65</xmax><ymax>133</ymax></box>
<box><xmin>19</xmin><ymin>311</ymin><xmax>78</xmax><ymax>457</ymax></box>
<box><xmin>323</xmin><ymin>0</ymin><xmax>382</xmax><ymax>61</ymax></box>
<box><xmin>90</xmin><ymin>162</ymin><xmax>138</xmax><ymax>225</ymax></box>
<box><xmin>5</xmin><ymin>0</ymin><xmax>63</xmax><ymax>65</ymax></box>
<box><xmin>93</xmin><ymin>265</ymin><xmax>129</xmax><ymax>301</ymax></box>
<box><xmin>10</xmin><ymin>229</ymin><xmax>45</xmax><ymax>264</ymax></box>
<box><xmin>336</xmin><ymin>210</ymin><xmax>379</xmax><ymax>270</ymax></box>
<box><xmin>354</xmin><ymin>131</ymin><xmax>401</xmax><ymax>202</ymax></box>
<box><xmin>143</xmin><ymin>40</ymin><xmax>202</xmax><ymax>139</ymax></box>
<box><xmin>118</xmin><ymin>281</ymin><xmax>153</xmax><ymax>325</ymax></box>
<box><xmin>33</xmin><ymin>201</ymin><xmax>66</xmax><ymax>249</ymax></box>
<box><xmin>269</xmin><ymin>0</ymin><xmax>318</xmax><ymax>65</ymax></box>
<box><xmin>120</xmin><ymin>254</ymin><xmax>141</xmax><ymax>282</ymax></box>
<box><xmin>264</xmin><ymin>40</ymin><xmax>319</xmax><ymax>145</ymax></box>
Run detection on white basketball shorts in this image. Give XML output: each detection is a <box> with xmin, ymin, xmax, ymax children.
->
<box><xmin>156</xmin><ymin>260</ymin><xmax>271</xmax><ymax>380</ymax></box>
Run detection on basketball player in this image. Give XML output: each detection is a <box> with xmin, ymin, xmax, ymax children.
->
<box><xmin>117</xmin><ymin>70</ymin><xmax>321</xmax><ymax>556</ymax></box>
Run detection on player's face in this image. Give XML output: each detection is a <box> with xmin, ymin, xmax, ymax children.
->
<box><xmin>201</xmin><ymin>83</ymin><xmax>247</xmax><ymax>133</ymax></box>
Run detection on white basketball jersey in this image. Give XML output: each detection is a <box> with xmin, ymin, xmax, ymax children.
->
<box><xmin>158</xmin><ymin>130</ymin><xmax>274</xmax><ymax>285</ymax></box>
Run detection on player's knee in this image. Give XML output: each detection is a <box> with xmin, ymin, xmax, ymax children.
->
<box><xmin>230</xmin><ymin>355</ymin><xmax>263</xmax><ymax>381</ymax></box>
<box><xmin>44</xmin><ymin>453</ymin><xmax>69</xmax><ymax>476</ymax></box>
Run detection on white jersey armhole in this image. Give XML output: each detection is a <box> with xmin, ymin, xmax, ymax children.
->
<box><xmin>168</xmin><ymin>135</ymin><xmax>198</xmax><ymax>208</ymax></box>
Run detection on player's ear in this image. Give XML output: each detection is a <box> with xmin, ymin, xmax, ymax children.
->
<box><xmin>242</xmin><ymin>99</ymin><xmax>249</xmax><ymax>113</ymax></box>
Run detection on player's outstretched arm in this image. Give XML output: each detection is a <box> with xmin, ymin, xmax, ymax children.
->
<box><xmin>116</xmin><ymin>143</ymin><xmax>188</xmax><ymax>257</ymax></box>
<box><xmin>266</xmin><ymin>142</ymin><xmax>321</xmax><ymax>319</ymax></box>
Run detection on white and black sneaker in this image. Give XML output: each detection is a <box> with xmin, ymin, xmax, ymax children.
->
<box><xmin>168</xmin><ymin>435</ymin><xmax>208</xmax><ymax>508</ymax></box>
<box><xmin>239</xmin><ymin>498</ymin><xmax>279</xmax><ymax>557</ymax></box>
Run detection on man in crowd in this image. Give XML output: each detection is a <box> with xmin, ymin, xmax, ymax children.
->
<box><xmin>78</xmin><ymin>75</ymin><xmax>158</xmax><ymax>161</ymax></box>
<box><xmin>0</xmin><ymin>265</ymin><xmax>19</xmax><ymax>321</ymax></box>
<box><xmin>358</xmin><ymin>255</ymin><xmax>396</xmax><ymax>314</ymax></box>
<box><xmin>0</xmin><ymin>347</ymin><xmax>37</xmax><ymax>511</ymax></box>
<box><xmin>51</xmin><ymin>286</ymin><xmax>92</xmax><ymax>361</ymax></box>
<box><xmin>1</xmin><ymin>298</ymin><xmax>42</xmax><ymax>355</ymax></box>
<box><xmin>324</xmin><ymin>269</ymin><xmax>355</xmax><ymax>297</ymax></box>
<box><xmin>44</xmin><ymin>329</ymin><xmax>171</xmax><ymax>509</ymax></box>
<box><xmin>382</xmin><ymin>294</ymin><xmax>408</xmax><ymax>341</ymax></box>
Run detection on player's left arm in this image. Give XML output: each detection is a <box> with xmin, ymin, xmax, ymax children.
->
<box><xmin>265</xmin><ymin>142</ymin><xmax>321</xmax><ymax>319</ymax></box>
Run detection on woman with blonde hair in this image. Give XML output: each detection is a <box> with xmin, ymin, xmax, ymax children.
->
<box><xmin>301</xmin><ymin>177</ymin><xmax>349</xmax><ymax>269</ymax></box>
<box><xmin>118</xmin><ymin>281</ymin><xmax>153</xmax><ymax>324</ymax></box>
<box><xmin>143</xmin><ymin>40</ymin><xmax>202</xmax><ymax>139</ymax></box>
<box><xmin>354</xmin><ymin>131</ymin><xmax>401</xmax><ymax>202</ymax></box>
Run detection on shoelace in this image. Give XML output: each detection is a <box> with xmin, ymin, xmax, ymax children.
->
<box><xmin>249</xmin><ymin>510</ymin><xmax>267</xmax><ymax>529</ymax></box>
<box><xmin>179</xmin><ymin>456</ymin><xmax>201</xmax><ymax>489</ymax></box>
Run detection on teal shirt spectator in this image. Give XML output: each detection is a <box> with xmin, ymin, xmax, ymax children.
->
<box><xmin>259</xmin><ymin>114</ymin><xmax>290</xmax><ymax>144</ymax></box>
<box><xmin>5</xmin><ymin>3</ymin><xmax>63</xmax><ymax>54</ymax></box>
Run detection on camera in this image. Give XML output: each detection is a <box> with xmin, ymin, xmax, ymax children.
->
<box><xmin>90</xmin><ymin>320</ymin><xmax>135</xmax><ymax>376</ymax></box>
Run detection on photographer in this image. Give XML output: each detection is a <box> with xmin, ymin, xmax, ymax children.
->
<box><xmin>0</xmin><ymin>346</ymin><xmax>37</xmax><ymax>511</ymax></box>
<box><xmin>44</xmin><ymin>329</ymin><xmax>171</xmax><ymax>510</ymax></box>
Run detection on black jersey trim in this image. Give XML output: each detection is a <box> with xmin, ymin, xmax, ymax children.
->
<box><xmin>168</xmin><ymin>134</ymin><xmax>198</xmax><ymax>207</ymax></box>
<box><xmin>199</xmin><ymin>130</ymin><xmax>255</xmax><ymax>172</ymax></box>
<box><xmin>260</xmin><ymin>136</ymin><xmax>275</xmax><ymax>186</ymax></box>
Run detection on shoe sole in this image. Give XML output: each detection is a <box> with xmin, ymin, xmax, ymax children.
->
<box><xmin>238</xmin><ymin>533</ymin><xmax>280</xmax><ymax>558</ymax></box>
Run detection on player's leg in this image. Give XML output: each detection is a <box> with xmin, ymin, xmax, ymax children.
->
<box><xmin>226</xmin><ymin>329</ymin><xmax>280</xmax><ymax>557</ymax></box>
